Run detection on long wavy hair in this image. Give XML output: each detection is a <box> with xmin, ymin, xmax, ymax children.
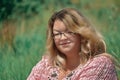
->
<box><xmin>46</xmin><ymin>8</ymin><xmax>109</xmax><ymax>68</ymax></box>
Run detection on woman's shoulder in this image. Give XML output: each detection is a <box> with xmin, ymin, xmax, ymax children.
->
<box><xmin>27</xmin><ymin>55</ymin><xmax>54</xmax><ymax>80</ymax></box>
<box><xmin>75</xmin><ymin>55</ymin><xmax>117</xmax><ymax>80</ymax></box>
<box><xmin>89</xmin><ymin>53</ymin><xmax>115</xmax><ymax>67</ymax></box>
<box><xmin>79</xmin><ymin>53</ymin><xmax>116</xmax><ymax>74</ymax></box>
<box><xmin>32</xmin><ymin>55</ymin><xmax>51</xmax><ymax>70</ymax></box>
<box><xmin>93</xmin><ymin>53</ymin><xmax>113</xmax><ymax>63</ymax></box>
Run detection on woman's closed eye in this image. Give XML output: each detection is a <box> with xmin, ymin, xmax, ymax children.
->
<box><xmin>66</xmin><ymin>31</ymin><xmax>74</xmax><ymax>34</ymax></box>
<box><xmin>53</xmin><ymin>33</ymin><xmax>62</xmax><ymax>36</ymax></box>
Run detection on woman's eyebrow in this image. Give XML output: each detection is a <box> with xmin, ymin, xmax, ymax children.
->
<box><xmin>53</xmin><ymin>29</ymin><xmax>68</xmax><ymax>32</ymax></box>
<box><xmin>53</xmin><ymin>29</ymin><xmax>61</xmax><ymax>32</ymax></box>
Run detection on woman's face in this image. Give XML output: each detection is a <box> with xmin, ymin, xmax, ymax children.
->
<box><xmin>53</xmin><ymin>20</ymin><xmax>81</xmax><ymax>56</ymax></box>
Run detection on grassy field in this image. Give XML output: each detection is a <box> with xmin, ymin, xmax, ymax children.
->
<box><xmin>0</xmin><ymin>0</ymin><xmax>120</xmax><ymax>80</ymax></box>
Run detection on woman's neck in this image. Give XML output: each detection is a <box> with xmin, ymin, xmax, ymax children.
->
<box><xmin>64</xmin><ymin>54</ymin><xmax>80</xmax><ymax>71</ymax></box>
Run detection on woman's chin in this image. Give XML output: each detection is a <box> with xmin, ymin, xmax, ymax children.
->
<box><xmin>59</xmin><ymin>48</ymin><xmax>72</xmax><ymax>54</ymax></box>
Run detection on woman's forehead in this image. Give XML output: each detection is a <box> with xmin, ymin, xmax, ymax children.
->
<box><xmin>53</xmin><ymin>20</ymin><xmax>67</xmax><ymax>31</ymax></box>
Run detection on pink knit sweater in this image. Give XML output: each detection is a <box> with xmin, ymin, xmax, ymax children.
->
<box><xmin>27</xmin><ymin>56</ymin><xmax>118</xmax><ymax>80</ymax></box>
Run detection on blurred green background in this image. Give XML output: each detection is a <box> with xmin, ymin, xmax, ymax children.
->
<box><xmin>0</xmin><ymin>0</ymin><xmax>120</xmax><ymax>80</ymax></box>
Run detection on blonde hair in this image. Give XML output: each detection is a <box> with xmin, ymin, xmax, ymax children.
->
<box><xmin>46</xmin><ymin>8</ymin><xmax>108</xmax><ymax>68</ymax></box>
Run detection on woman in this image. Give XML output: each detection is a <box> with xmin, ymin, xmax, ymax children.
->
<box><xmin>27</xmin><ymin>8</ymin><xmax>118</xmax><ymax>80</ymax></box>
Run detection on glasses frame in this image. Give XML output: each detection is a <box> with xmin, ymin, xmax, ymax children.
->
<box><xmin>52</xmin><ymin>31</ymin><xmax>76</xmax><ymax>40</ymax></box>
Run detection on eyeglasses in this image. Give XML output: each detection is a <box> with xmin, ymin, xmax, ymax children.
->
<box><xmin>53</xmin><ymin>31</ymin><xmax>76</xmax><ymax>40</ymax></box>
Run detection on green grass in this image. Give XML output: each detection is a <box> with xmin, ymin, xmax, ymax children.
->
<box><xmin>0</xmin><ymin>50</ymin><xmax>43</xmax><ymax>80</ymax></box>
<box><xmin>0</xmin><ymin>17</ymin><xmax>46</xmax><ymax>79</ymax></box>
<box><xmin>0</xmin><ymin>0</ymin><xmax>120</xmax><ymax>79</ymax></box>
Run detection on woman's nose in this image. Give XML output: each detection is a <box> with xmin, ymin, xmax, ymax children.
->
<box><xmin>60</xmin><ymin>33</ymin><xmax>68</xmax><ymax>40</ymax></box>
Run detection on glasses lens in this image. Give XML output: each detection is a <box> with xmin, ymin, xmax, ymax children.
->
<box><xmin>53</xmin><ymin>33</ymin><xmax>61</xmax><ymax>40</ymax></box>
<box><xmin>53</xmin><ymin>31</ymin><xmax>75</xmax><ymax>40</ymax></box>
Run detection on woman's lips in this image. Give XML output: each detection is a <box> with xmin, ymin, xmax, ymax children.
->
<box><xmin>60</xmin><ymin>41</ymin><xmax>71</xmax><ymax>46</ymax></box>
